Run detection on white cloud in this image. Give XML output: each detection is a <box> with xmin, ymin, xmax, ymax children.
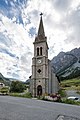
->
<box><xmin>0</xmin><ymin>13</ymin><xmax>33</xmax><ymax>80</ymax></box>
<box><xmin>0</xmin><ymin>0</ymin><xmax>80</xmax><ymax>81</ymax></box>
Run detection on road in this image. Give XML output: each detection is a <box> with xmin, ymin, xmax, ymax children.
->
<box><xmin>66</xmin><ymin>90</ymin><xmax>80</xmax><ymax>100</ymax></box>
<box><xmin>0</xmin><ymin>96</ymin><xmax>80</xmax><ymax>120</ymax></box>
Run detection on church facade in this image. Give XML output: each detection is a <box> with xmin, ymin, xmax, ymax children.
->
<box><xmin>30</xmin><ymin>14</ymin><xmax>59</xmax><ymax>97</ymax></box>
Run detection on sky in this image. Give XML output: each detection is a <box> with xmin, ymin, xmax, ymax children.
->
<box><xmin>0</xmin><ymin>0</ymin><xmax>80</xmax><ymax>81</ymax></box>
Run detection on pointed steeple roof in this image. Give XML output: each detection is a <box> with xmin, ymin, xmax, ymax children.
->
<box><xmin>38</xmin><ymin>13</ymin><xmax>45</xmax><ymax>36</ymax></box>
<box><xmin>34</xmin><ymin>13</ymin><xmax>48</xmax><ymax>49</ymax></box>
<box><xmin>34</xmin><ymin>13</ymin><xmax>47</xmax><ymax>43</ymax></box>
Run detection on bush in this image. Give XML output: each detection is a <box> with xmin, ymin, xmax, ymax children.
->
<box><xmin>62</xmin><ymin>99</ymin><xmax>80</xmax><ymax>105</ymax></box>
<box><xmin>50</xmin><ymin>94</ymin><xmax>61</xmax><ymax>102</ymax></box>
<box><xmin>58</xmin><ymin>89</ymin><xmax>66</xmax><ymax>97</ymax></box>
<box><xmin>10</xmin><ymin>81</ymin><xmax>26</xmax><ymax>93</ymax></box>
<box><xmin>42</xmin><ymin>93</ymin><xmax>61</xmax><ymax>102</ymax></box>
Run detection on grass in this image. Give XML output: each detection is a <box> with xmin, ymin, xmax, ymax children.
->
<box><xmin>61</xmin><ymin>78</ymin><xmax>80</xmax><ymax>86</ymax></box>
<box><xmin>59</xmin><ymin>77</ymin><xmax>80</xmax><ymax>105</ymax></box>
<box><xmin>61</xmin><ymin>77</ymin><xmax>80</xmax><ymax>91</ymax></box>
<box><xmin>57</xmin><ymin>89</ymin><xmax>80</xmax><ymax>105</ymax></box>
<box><xmin>61</xmin><ymin>98</ymin><xmax>80</xmax><ymax>105</ymax></box>
<box><xmin>58</xmin><ymin>89</ymin><xmax>66</xmax><ymax>97</ymax></box>
<box><xmin>9</xmin><ymin>92</ymin><xmax>32</xmax><ymax>98</ymax></box>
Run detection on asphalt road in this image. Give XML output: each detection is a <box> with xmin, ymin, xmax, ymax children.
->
<box><xmin>0</xmin><ymin>96</ymin><xmax>80</xmax><ymax>120</ymax></box>
<box><xmin>66</xmin><ymin>90</ymin><xmax>80</xmax><ymax>100</ymax></box>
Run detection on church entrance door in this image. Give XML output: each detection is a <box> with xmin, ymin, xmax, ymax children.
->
<box><xmin>37</xmin><ymin>85</ymin><xmax>42</xmax><ymax>96</ymax></box>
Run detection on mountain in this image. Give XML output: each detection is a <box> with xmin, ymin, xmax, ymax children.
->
<box><xmin>51</xmin><ymin>47</ymin><xmax>80</xmax><ymax>80</ymax></box>
<box><xmin>0</xmin><ymin>73</ymin><xmax>11</xmax><ymax>86</ymax></box>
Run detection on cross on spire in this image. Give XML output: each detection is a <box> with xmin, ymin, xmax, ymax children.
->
<box><xmin>40</xmin><ymin>12</ymin><xmax>43</xmax><ymax>17</ymax></box>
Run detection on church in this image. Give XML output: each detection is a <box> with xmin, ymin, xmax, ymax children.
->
<box><xmin>30</xmin><ymin>14</ymin><xmax>59</xmax><ymax>97</ymax></box>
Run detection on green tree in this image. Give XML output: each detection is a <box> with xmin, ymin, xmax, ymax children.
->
<box><xmin>10</xmin><ymin>81</ymin><xmax>25</xmax><ymax>93</ymax></box>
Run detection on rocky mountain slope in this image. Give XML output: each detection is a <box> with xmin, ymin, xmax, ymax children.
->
<box><xmin>51</xmin><ymin>48</ymin><xmax>80</xmax><ymax>80</ymax></box>
<box><xmin>0</xmin><ymin>73</ymin><xmax>11</xmax><ymax>86</ymax></box>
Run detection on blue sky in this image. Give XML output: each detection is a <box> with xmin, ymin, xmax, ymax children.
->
<box><xmin>0</xmin><ymin>0</ymin><xmax>80</xmax><ymax>81</ymax></box>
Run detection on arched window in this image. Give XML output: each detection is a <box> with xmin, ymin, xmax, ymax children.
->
<box><xmin>37</xmin><ymin>47</ymin><xmax>39</xmax><ymax>56</ymax></box>
<box><xmin>40</xmin><ymin>47</ymin><xmax>42</xmax><ymax>55</ymax></box>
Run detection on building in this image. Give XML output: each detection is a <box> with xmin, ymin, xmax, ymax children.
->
<box><xmin>0</xmin><ymin>83</ymin><xmax>5</xmax><ymax>88</ymax></box>
<box><xmin>30</xmin><ymin>13</ymin><xmax>59</xmax><ymax>97</ymax></box>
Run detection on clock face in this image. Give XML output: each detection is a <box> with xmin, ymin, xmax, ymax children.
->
<box><xmin>38</xmin><ymin>59</ymin><xmax>41</xmax><ymax>63</ymax></box>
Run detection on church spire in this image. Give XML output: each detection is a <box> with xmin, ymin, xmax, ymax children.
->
<box><xmin>38</xmin><ymin>13</ymin><xmax>45</xmax><ymax>36</ymax></box>
<box><xmin>34</xmin><ymin>13</ymin><xmax>47</xmax><ymax>43</ymax></box>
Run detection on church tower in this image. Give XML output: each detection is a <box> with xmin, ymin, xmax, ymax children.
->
<box><xmin>31</xmin><ymin>13</ymin><xmax>49</xmax><ymax>97</ymax></box>
<box><xmin>30</xmin><ymin>13</ymin><xmax>59</xmax><ymax>97</ymax></box>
